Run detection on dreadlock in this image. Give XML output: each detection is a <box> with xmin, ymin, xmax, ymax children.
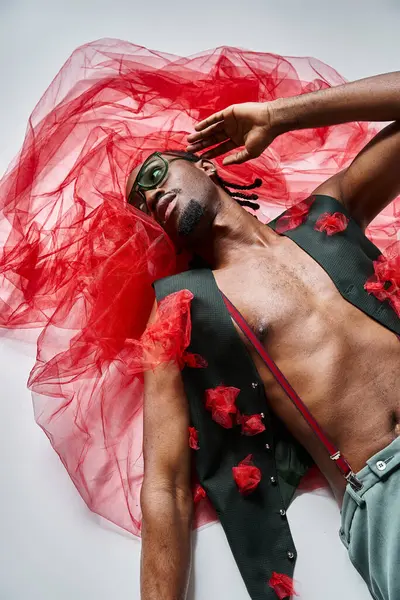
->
<box><xmin>167</xmin><ymin>150</ymin><xmax>262</xmax><ymax>211</ymax></box>
<box><xmin>214</xmin><ymin>173</ymin><xmax>262</xmax><ymax>210</ymax></box>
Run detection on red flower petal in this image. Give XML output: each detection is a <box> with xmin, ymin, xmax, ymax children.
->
<box><xmin>189</xmin><ymin>427</ymin><xmax>199</xmax><ymax>450</ymax></box>
<box><xmin>193</xmin><ymin>484</ymin><xmax>206</xmax><ymax>504</ymax></box>
<box><xmin>268</xmin><ymin>572</ymin><xmax>298</xmax><ymax>599</ymax></box>
<box><xmin>239</xmin><ymin>413</ymin><xmax>266</xmax><ymax>436</ymax></box>
<box><xmin>182</xmin><ymin>352</ymin><xmax>208</xmax><ymax>369</ymax></box>
<box><xmin>314</xmin><ymin>211</ymin><xmax>349</xmax><ymax>236</ymax></box>
<box><xmin>232</xmin><ymin>454</ymin><xmax>261</xmax><ymax>495</ymax></box>
<box><xmin>205</xmin><ymin>386</ymin><xmax>240</xmax><ymax>429</ymax></box>
<box><xmin>275</xmin><ymin>197</ymin><xmax>314</xmax><ymax>234</ymax></box>
<box><xmin>364</xmin><ymin>241</ymin><xmax>400</xmax><ymax>317</ymax></box>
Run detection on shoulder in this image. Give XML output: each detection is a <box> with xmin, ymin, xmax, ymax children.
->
<box><xmin>312</xmin><ymin>171</ymin><xmax>346</xmax><ymax>208</ymax></box>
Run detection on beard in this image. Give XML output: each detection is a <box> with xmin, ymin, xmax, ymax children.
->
<box><xmin>177</xmin><ymin>199</ymin><xmax>204</xmax><ymax>237</ymax></box>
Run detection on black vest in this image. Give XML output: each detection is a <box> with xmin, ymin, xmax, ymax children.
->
<box><xmin>154</xmin><ymin>195</ymin><xmax>399</xmax><ymax>600</ymax></box>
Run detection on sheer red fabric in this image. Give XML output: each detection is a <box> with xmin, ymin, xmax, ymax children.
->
<box><xmin>204</xmin><ymin>385</ymin><xmax>240</xmax><ymax>428</ymax></box>
<box><xmin>193</xmin><ymin>484</ymin><xmax>207</xmax><ymax>504</ymax></box>
<box><xmin>364</xmin><ymin>240</ymin><xmax>400</xmax><ymax>317</ymax></box>
<box><xmin>232</xmin><ymin>454</ymin><xmax>262</xmax><ymax>495</ymax></box>
<box><xmin>268</xmin><ymin>572</ymin><xmax>298</xmax><ymax>599</ymax></box>
<box><xmin>275</xmin><ymin>196</ymin><xmax>315</xmax><ymax>233</ymax></box>
<box><xmin>1</xmin><ymin>38</ymin><xmax>398</xmax><ymax>537</ymax></box>
<box><xmin>314</xmin><ymin>211</ymin><xmax>350</xmax><ymax>235</ymax></box>
<box><xmin>236</xmin><ymin>412</ymin><xmax>266</xmax><ymax>436</ymax></box>
<box><xmin>189</xmin><ymin>427</ymin><xmax>200</xmax><ymax>450</ymax></box>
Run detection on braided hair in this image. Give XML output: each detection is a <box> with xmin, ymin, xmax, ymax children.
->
<box><xmin>167</xmin><ymin>150</ymin><xmax>262</xmax><ymax>210</ymax></box>
<box><xmin>213</xmin><ymin>172</ymin><xmax>261</xmax><ymax>210</ymax></box>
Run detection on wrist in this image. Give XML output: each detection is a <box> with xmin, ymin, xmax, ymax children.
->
<box><xmin>269</xmin><ymin>96</ymin><xmax>302</xmax><ymax>136</ymax></box>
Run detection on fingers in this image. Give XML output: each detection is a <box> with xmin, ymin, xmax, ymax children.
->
<box><xmin>201</xmin><ymin>140</ymin><xmax>237</xmax><ymax>160</ymax></box>
<box><xmin>186</xmin><ymin>130</ymin><xmax>230</xmax><ymax>154</ymax></box>
<box><xmin>187</xmin><ymin>121</ymin><xmax>225</xmax><ymax>146</ymax></box>
<box><xmin>193</xmin><ymin>110</ymin><xmax>225</xmax><ymax>133</ymax></box>
<box><xmin>223</xmin><ymin>148</ymin><xmax>253</xmax><ymax>166</ymax></box>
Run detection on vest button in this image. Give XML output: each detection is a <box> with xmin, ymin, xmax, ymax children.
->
<box><xmin>287</xmin><ymin>551</ymin><xmax>295</xmax><ymax>560</ymax></box>
<box><xmin>265</xmin><ymin>443</ymin><xmax>271</xmax><ymax>451</ymax></box>
<box><xmin>251</xmin><ymin>382</ymin><xmax>258</xmax><ymax>389</ymax></box>
<box><xmin>270</xmin><ymin>476</ymin><xmax>277</xmax><ymax>485</ymax></box>
<box><xmin>279</xmin><ymin>509</ymin><xmax>286</xmax><ymax>517</ymax></box>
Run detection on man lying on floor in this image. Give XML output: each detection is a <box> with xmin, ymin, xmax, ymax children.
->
<box><xmin>126</xmin><ymin>72</ymin><xmax>400</xmax><ymax>600</ymax></box>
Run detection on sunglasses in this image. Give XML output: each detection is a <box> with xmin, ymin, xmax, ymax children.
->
<box><xmin>128</xmin><ymin>151</ymin><xmax>200</xmax><ymax>213</ymax></box>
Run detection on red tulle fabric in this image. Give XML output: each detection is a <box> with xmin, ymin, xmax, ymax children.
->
<box><xmin>314</xmin><ymin>212</ymin><xmax>349</xmax><ymax>235</ymax></box>
<box><xmin>275</xmin><ymin>197</ymin><xmax>315</xmax><ymax>233</ymax></box>
<box><xmin>297</xmin><ymin>464</ymin><xmax>329</xmax><ymax>493</ymax></box>
<box><xmin>204</xmin><ymin>385</ymin><xmax>240</xmax><ymax>428</ymax></box>
<box><xmin>189</xmin><ymin>427</ymin><xmax>200</xmax><ymax>450</ymax></box>
<box><xmin>364</xmin><ymin>241</ymin><xmax>400</xmax><ymax>317</ymax></box>
<box><xmin>232</xmin><ymin>454</ymin><xmax>262</xmax><ymax>495</ymax></box>
<box><xmin>268</xmin><ymin>572</ymin><xmax>298</xmax><ymax>599</ymax></box>
<box><xmin>237</xmin><ymin>412</ymin><xmax>266</xmax><ymax>436</ymax></box>
<box><xmin>0</xmin><ymin>38</ymin><xmax>398</xmax><ymax>537</ymax></box>
<box><xmin>138</xmin><ymin>289</ymin><xmax>193</xmax><ymax>368</ymax></box>
<box><xmin>193</xmin><ymin>484</ymin><xmax>207</xmax><ymax>504</ymax></box>
<box><xmin>182</xmin><ymin>352</ymin><xmax>208</xmax><ymax>369</ymax></box>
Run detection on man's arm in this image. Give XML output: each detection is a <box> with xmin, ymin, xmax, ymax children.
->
<box><xmin>273</xmin><ymin>72</ymin><xmax>400</xmax><ymax>131</ymax></box>
<box><xmin>313</xmin><ymin>121</ymin><xmax>400</xmax><ymax>229</ymax></box>
<box><xmin>141</xmin><ymin>301</ymin><xmax>193</xmax><ymax>600</ymax></box>
<box><xmin>272</xmin><ymin>72</ymin><xmax>400</xmax><ymax>228</ymax></box>
<box><xmin>188</xmin><ymin>72</ymin><xmax>400</xmax><ymax>227</ymax></box>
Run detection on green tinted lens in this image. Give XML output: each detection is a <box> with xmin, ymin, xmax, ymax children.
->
<box><xmin>138</xmin><ymin>155</ymin><xmax>167</xmax><ymax>189</ymax></box>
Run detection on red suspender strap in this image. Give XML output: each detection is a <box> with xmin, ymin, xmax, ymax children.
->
<box><xmin>222</xmin><ymin>293</ymin><xmax>363</xmax><ymax>491</ymax></box>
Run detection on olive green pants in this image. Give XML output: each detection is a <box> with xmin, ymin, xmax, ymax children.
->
<box><xmin>340</xmin><ymin>435</ymin><xmax>400</xmax><ymax>600</ymax></box>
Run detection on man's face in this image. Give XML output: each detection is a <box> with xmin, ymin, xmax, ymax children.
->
<box><xmin>126</xmin><ymin>152</ymin><xmax>221</xmax><ymax>246</ymax></box>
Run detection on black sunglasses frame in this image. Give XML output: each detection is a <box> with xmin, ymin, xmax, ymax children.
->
<box><xmin>128</xmin><ymin>151</ymin><xmax>200</xmax><ymax>211</ymax></box>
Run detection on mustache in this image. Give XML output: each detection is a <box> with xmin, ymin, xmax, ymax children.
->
<box><xmin>164</xmin><ymin>187</ymin><xmax>181</xmax><ymax>197</ymax></box>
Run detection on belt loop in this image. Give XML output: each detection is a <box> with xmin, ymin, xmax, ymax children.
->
<box><xmin>346</xmin><ymin>471</ymin><xmax>363</xmax><ymax>492</ymax></box>
<box><xmin>346</xmin><ymin>483</ymin><xmax>366</xmax><ymax>507</ymax></box>
<box><xmin>346</xmin><ymin>485</ymin><xmax>365</xmax><ymax>508</ymax></box>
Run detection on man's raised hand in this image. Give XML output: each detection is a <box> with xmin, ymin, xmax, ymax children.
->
<box><xmin>186</xmin><ymin>102</ymin><xmax>279</xmax><ymax>165</ymax></box>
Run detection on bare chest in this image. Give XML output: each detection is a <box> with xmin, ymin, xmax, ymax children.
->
<box><xmin>214</xmin><ymin>238</ymin><xmax>400</xmax><ymax>480</ymax></box>
<box><xmin>215</xmin><ymin>236</ymin><xmax>357</xmax><ymax>350</ymax></box>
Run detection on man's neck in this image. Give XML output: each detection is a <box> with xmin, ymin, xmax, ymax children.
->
<box><xmin>195</xmin><ymin>200</ymin><xmax>278</xmax><ymax>270</ymax></box>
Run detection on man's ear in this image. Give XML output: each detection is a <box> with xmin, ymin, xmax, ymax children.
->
<box><xmin>197</xmin><ymin>159</ymin><xmax>216</xmax><ymax>177</ymax></box>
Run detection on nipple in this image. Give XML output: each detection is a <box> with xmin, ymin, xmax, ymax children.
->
<box><xmin>257</xmin><ymin>324</ymin><xmax>268</xmax><ymax>341</ymax></box>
